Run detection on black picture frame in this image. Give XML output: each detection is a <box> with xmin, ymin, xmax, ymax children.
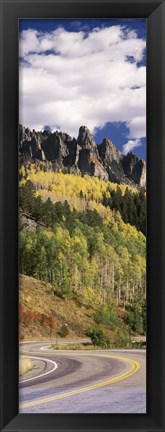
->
<box><xmin>0</xmin><ymin>0</ymin><xmax>165</xmax><ymax>431</ymax></box>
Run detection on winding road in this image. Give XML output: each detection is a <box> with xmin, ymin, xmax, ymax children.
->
<box><xmin>19</xmin><ymin>341</ymin><xmax>146</xmax><ymax>413</ymax></box>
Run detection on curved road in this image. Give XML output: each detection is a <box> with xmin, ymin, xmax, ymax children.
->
<box><xmin>19</xmin><ymin>341</ymin><xmax>146</xmax><ymax>413</ymax></box>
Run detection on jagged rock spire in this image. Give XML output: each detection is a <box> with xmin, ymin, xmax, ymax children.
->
<box><xmin>77</xmin><ymin>126</ymin><xmax>97</xmax><ymax>150</ymax></box>
<box><xmin>19</xmin><ymin>124</ymin><xmax>146</xmax><ymax>187</ymax></box>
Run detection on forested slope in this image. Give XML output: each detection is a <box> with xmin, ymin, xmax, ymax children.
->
<box><xmin>19</xmin><ymin>166</ymin><xmax>146</xmax><ymax>345</ymax></box>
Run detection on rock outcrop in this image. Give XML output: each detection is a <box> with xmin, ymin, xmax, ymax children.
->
<box><xmin>19</xmin><ymin>125</ymin><xmax>146</xmax><ymax>187</ymax></box>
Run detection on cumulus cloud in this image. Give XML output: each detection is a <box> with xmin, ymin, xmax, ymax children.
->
<box><xmin>122</xmin><ymin>138</ymin><xmax>142</xmax><ymax>155</ymax></box>
<box><xmin>19</xmin><ymin>24</ymin><xmax>146</xmax><ymax>140</ymax></box>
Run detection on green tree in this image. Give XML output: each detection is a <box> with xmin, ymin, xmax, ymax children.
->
<box><xmin>86</xmin><ymin>328</ymin><xmax>110</xmax><ymax>348</ymax></box>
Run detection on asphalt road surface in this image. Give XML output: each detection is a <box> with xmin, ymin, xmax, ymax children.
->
<box><xmin>19</xmin><ymin>341</ymin><xmax>146</xmax><ymax>413</ymax></box>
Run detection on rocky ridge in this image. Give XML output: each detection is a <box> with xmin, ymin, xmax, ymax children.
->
<box><xmin>19</xmin><ymin>125</ymin><xmax>146</xmax><ymax>187</ymax></box>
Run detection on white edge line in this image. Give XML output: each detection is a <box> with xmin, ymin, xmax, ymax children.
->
<box><xmin>40</xmin><ymin>345</ymin><xmax>51</xmax><ymax>351</ymax></box>
<box><xmin>20</xmin><ymin>355</ymin><xmax>58</xmax><ymax>383</ymax></box>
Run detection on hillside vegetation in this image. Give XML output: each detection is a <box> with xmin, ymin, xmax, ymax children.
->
<box><xmin>19</xmin><ymin>274</ymin><xmax>120</xmax><ymax>344</ymax></box>
<box><xmin>19</xmin><ymin>274</ymin><xmax>144</xmax><ymax>347</ymax></box>
<box><xmin>19</xmin><ymin>167</ymin><xmax>146</xmax><ymax>347</ymax></box>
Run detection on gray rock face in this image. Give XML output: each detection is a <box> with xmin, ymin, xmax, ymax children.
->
<box><xmin>122</xmin><ymin>153</ymin><xmax>146</xmax><ymax>188</ymax></box>
<box><xmin>78</xmin><ymin>148</ymin><xmax>109</xmax><ymax>180</ymax></box>
<box><xmin>98</xmin><ymin>138</ymin><xmax>124</xmax><ymax>184</ymax></box>
<box><xmin>19</xmin><ymin>212</ymin><xmax>37</xmax><ymax>230</ymax></box>
<box><xmin>77</xmin><ymin>126</ymin><xmax>97</xmax><ymax>150</ymax></box>
<box><xmin>19</xmin><ymin>125</ymin><xmax>146</xmax><ymax>187</ymax></box>
<box><xmin>98</xmin><ymin>138</ymin><xmax>122</xmax><ymax>164</ymax></box>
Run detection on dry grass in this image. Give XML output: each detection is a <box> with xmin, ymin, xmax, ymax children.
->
<box><xmin>19</xmin><ymin>274</ymin><xmax>117</xmax><ymax>342</ymax></box>
<box><xmin>19</xmin><ymin>356</ymin><xmax>34</xmax><ymax>376</ymax></box>
<box><xmin>52</xmin><ymin>343</ymin><xmax>100</xmax><ymax>350</ymax></box>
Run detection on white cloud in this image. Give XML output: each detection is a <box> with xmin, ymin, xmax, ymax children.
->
<box><xmin>19</xmin><ymin>24</ymin><xmax>146</xmax><ymax>140</ymax></box>
<box><xmin>122</xmin><ymin>138</ymin><xmax>142</xmax><ymax>155</ymax></box>
<box><xmin>128</xmin><ymin>115</ymin><xmax>146</xmax><ymax>138</ymax></box>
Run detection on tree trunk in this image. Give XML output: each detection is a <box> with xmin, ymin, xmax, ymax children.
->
<box><xmin>126</xmin><ymin>278</ymin><xmax>129</xmax><ymax>304</ymax></box>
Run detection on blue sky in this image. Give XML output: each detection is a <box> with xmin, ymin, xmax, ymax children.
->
<box><xmin>19</xmin><ymin>19</ymin><xmax>146</xmax><ymax>159</ymax></box>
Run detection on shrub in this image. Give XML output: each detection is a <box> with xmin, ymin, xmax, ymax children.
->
<box><xmin>114</xmin><ymin>327</ymin><xmax>129</xmax><ymax>348</ymax></box>
<box><xmin>94</xmin><ymin>305</ymin><xmax>110</xmax><ymax>326</ymax></box>
<box><xmin>86</xmin><ymin>327</ymin><xmax>110</xmax><ymax>348</ymax></box>
<box><xmin>58</xmin><ymin>323</ymin><xmax>69</xmax><ymax>337</ymax></box>
<box><xmin>94</xmin><ymin>303</ymin><xmax>124</xmax><ymax>331</ymax></box>
<box><xmin>126</xmin><ymin>302</ymin><xmax>144</xmax><ymax>335</ymax></box>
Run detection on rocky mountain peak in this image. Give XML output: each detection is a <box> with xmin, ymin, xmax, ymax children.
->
<box><xmin>19</xmin><ymin>124</ymin><xmax>146</xmax><ymax>187</ymax></box>
<box><xmin>77</xmin><ymin>126</ymin><xmax>97</xmax><ymax>150</ymax></box>
<box><xmin>99</xmin><ymin>138</ymin><xmax>122</xmax><ymax>164</ymax></box>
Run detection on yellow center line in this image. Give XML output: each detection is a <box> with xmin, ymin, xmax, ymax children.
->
<box><xmin>20</xmin><ymin>354</ymin><xmax>141</xmax><ymax>409</ymax></box>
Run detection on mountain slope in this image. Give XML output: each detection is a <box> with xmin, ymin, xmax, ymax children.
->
<box><xmin>19</xmin><ymin>274</ymin><xmax>119</xmax><ymax>343</ymax></box>
<box><xmin>19</xmin><ymin>170</ymin><xmax>146</xmax><ymax>346</ymax></box>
